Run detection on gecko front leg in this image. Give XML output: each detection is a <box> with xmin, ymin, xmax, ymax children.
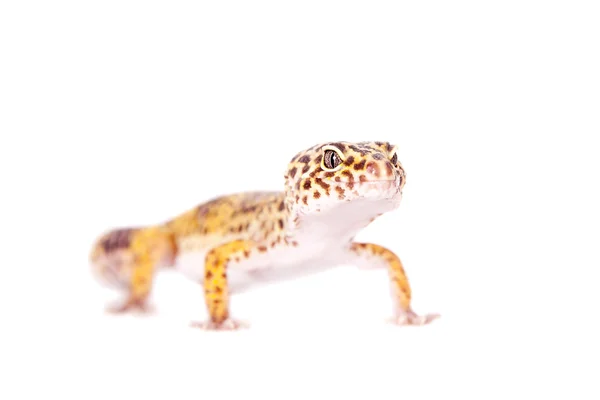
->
<box><xmin>349</xmin><ymin>242</ymin><xmax>439</xmax><ymax>326</ymax></box>
<box><xmin>192</xmin><ymin>239</ymin><xmax>254</xmax><ymax>330</ymax></box>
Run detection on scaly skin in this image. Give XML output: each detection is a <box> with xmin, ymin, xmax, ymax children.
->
<box><xmin>90</xmin><ymin>141</ymin><xmax>439</xmax><ymax>329</ymax></box>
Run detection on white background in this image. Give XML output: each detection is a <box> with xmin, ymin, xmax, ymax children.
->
<box><xmin>1</xmin><ymin>1</ymin><xmax>599</xmax><ymax>399</ymax></box>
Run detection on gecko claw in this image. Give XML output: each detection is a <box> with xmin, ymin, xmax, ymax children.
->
<box><xmin>190</xmin><ymin>319</ymin><xmax>249</xmax><ymax>331</ymax></box>
<box><xmin>389</xmin><ymin>310</ymin><xmax>440</xmax><ymax>326</ymax></box>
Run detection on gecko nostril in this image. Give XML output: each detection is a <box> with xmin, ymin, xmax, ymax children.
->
<box><xmin>366</xmin><ymin>162</ymin><xmax>380</xmax><ymax>177</ymax></box>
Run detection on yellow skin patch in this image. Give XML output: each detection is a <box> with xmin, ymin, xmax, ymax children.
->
<box><xmin>195</xmin><ymin>239</ymin><xmax>253</xmax><ymax>329</ymax></box>
<box><xmin>90</xmin><ymin>141</ymin><xmax>439</xmax><ymax>329</ymax></box>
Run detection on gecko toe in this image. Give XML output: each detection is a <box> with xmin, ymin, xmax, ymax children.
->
<box><xmin>105</xmin><ymin>298</ymin><xmax>154</xmax><ymax>315</ymax></box>
<box><xmin>190</xmin><ymin>319</ymin><xmax>249</xmax><ymax>331</ymax></box>
<box><xmin>389</xmin><ymin>311</ymin><xmax>440</xmax><ymax>326</ymax></box>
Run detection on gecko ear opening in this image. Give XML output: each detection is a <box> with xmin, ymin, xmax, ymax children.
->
<box><xmin>321</xmin><ymin>145</ymin><xmax>345</xmax><ymax>172</ymax></box>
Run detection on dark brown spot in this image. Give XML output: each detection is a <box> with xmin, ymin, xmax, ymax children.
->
<box><xmin>258</xmin><ymin>246</ymin><xmax>267</xmax><ymax>253</ymax></box>
<box><xmin>205</xmin><ymin>270</ymin><xmax>213</xmax><ymax>279</ymax></box>
<box><xmin>349</xmin><ymin>145</ymin><xmax>368</xmax><ymax>155</ymax></box>
<box><xmin>302</xmin><ymin>195</ymin><xmax>308</xmax><ymax>205</ymax></box>
<box><xmin>197</xmin><ymin>205</ymin><xmax>210</xmax><ymax>217</ymax></box>
<box><xmin>101</xmin><ymin>228</ymin><xmax>134</xmax><ymax>253</ymax></box>
<box><xmin>303</xmin><ymin>179</ymin><xmax>312</xmax><ymax>189</ymax></box>
<box><xmin>278</xmin><ymin>219</ymin><xmax>284</xmax><ymax>229</ymax></box>
<box><xmin>315</xmin><ymin>178</ymin><xmax>330</xmax><ymax>190</ymax></box>
<box><xmin>324</xmin><ymin>171</ymin><xmax>335</xmax><ymax>178</ymax></box>
<box><xmin>335</xmin><ymin>186</ymin><xmax>345</xmax><ymax>197</ymax></box>
<box><xmin>372</xmin><ymin>153</ymin><xmax>384</xmax><ymax>160</ymax></box>
<box><xmin>314</xmin><ymin>154</ymin><xmax>322</xmax><ymax>164</ymax></box>
<box><xmin>335</xmin><ymin>176</ymin><xmax>341</xmax><ymax>182</ymax></box>
<box><xmin>330</xmin><ymin>143</ymin><xmax>346</xmax><ymax>152</ymax></box>
<box><xmin>215</xmin><ymin>286</ymin><xmax>223</xmax><ymax>294</ymax></box>
<box><xmin>289</xmin><ymin>167</ymin><xmax>297</xmax><ymax>178</ymax></box>
<box><xmin>341</xmin><ymin>170</ymin><xmax>353</xmax><ymax>181</ymax></box>
<box><xmin>243</xmin><ymin>250</ymin><xmax>250</xmax><ymax>258</ymax></box>
<box><xmin>302</xmin><ymin>164</ymin><xmax>310</xmax><ymax>174</ymax></box>
<box><xmin>278</xmin><ymin>201</ymin><xmax>285</xmax><ymax>211</ymax></box>
<box><xmin>344</xmin><ymin>155</ymin><xmax>355</xmax><ymax>166</ymax></box>
<box><xmin>386</xmin><ymin>143</ymin><xmax>393</xmax><ymax>152</ymax></box>
<box><xmin>298</xmin><ymin>155</ymin><xmax>310</xmax><ymax>163</ymax></box>
<box><xmin>313</xmin><ymin>191</ymin><xmax>321</xmax><ymax>199</ymax></box>
<box><xmin>295</xmin><ymin>180</ymin><xmax>301</xmax><ymax>191</ymax></box>
<box><xmin>354</xmin><ymin>159</ymin><xmax>366</xmax><ymax>170</ymax></box>
<box><xmin>359</xmin><ymin>174</ymin><xmax>367</xmax><ymax>183</ymax></box>
<box><xmin>375</xmin><ymin>141</ymin><xmax>385</xmax><ymax>146</ymax></box>
<box><xmin>346</xmin><ymin>182</ymin><xmax>354</xmax><ymax>189</ymax></box>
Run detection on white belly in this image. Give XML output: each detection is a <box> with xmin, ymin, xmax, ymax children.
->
<box><xmin>170</xmin><ymin>195</ymin><xmax>395</xmax><ymax>293</ymax></box>
<box><xmin>173</xmin><ymin>238</ymin><xmax>348</xmax><ymax>294</ymax></box>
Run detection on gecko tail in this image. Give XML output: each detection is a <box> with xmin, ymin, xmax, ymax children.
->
<box><xmin>90</xmin><ymin>225</ymin><xmax>178</xmax><ymax>270</ymax></box>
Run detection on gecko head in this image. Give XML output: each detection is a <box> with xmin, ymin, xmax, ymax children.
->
<box><xmin>283</xmin><ymin>141</ymin><xmax>406</xmax><ymax>214</ymax></box>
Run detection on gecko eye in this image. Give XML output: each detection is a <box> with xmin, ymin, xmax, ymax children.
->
<box><xmin>323</xmin><ymin>149</ymin><xmax>342</xmax><ymax>170</ymax></box>
<box><xmin>390</xmin><ymin>152</ymin><xmax>398</xmax><ymax>165</ymax></box>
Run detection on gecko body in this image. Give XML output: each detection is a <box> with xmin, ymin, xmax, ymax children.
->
<box><xmin>90</xmin><ymin>141</ymin><xmax>439</xmax><ymax>329</ymax></box>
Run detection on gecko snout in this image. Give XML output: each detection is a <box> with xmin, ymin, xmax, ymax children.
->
<box><xmin>365</xmin><ymin>160</ymin><xmax>396</xmax><ymax>180</ymax></box>
<box><xmin>363</xmin><ymin>157</ymin><xmax>405</xmax><ymax>195</ymax></box>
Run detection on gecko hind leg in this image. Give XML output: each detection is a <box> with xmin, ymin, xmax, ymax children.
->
<box><xmin>93</xmin><ymin>226</ymin><xmax>174</xmax><ymax>315</ymax></box>
<box><xmin>191</xmin><ymin>239</ymin><xmax>254</xmax><ymax>331</ymax></box>
<box><xmin>349</xmin><ymin>242</ymin><xmax>440</xmax><ymax>326</ymax></box>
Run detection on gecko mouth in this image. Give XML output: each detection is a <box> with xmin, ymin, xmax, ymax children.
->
<box><xmin>358</xmin><ymin>178</ymin><xmax>401</xmax><ymax>189</ymax></box>
<box><xmin>346</xmin><ymin>179</ymin><xmax>402</xmax><ymax>200</ymax></box>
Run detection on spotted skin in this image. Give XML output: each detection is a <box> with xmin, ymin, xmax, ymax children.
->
<box><xmin>90</xmin><ymin>141</ymin><xmax>439</xmax><ymax>329</ymax></box>
<box><xmin>202</xmin><ymin>239</ymin><xmax>252</xmax><ymax>325</ymax></box>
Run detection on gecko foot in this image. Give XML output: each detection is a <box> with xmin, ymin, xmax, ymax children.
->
<box><xmin>190</xmin><ymin>319</ymin><xmax>249</xmax><ymax>331</ymax></box>
<box><xmin>105</xmin><ymin>298</ymin><xmax>154</xmax><ymax>315</ymax></box>
<box><xmin>388</xmin><ymin>310</ymin><xmax>440</xmax><ymax>326</ymax></box>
